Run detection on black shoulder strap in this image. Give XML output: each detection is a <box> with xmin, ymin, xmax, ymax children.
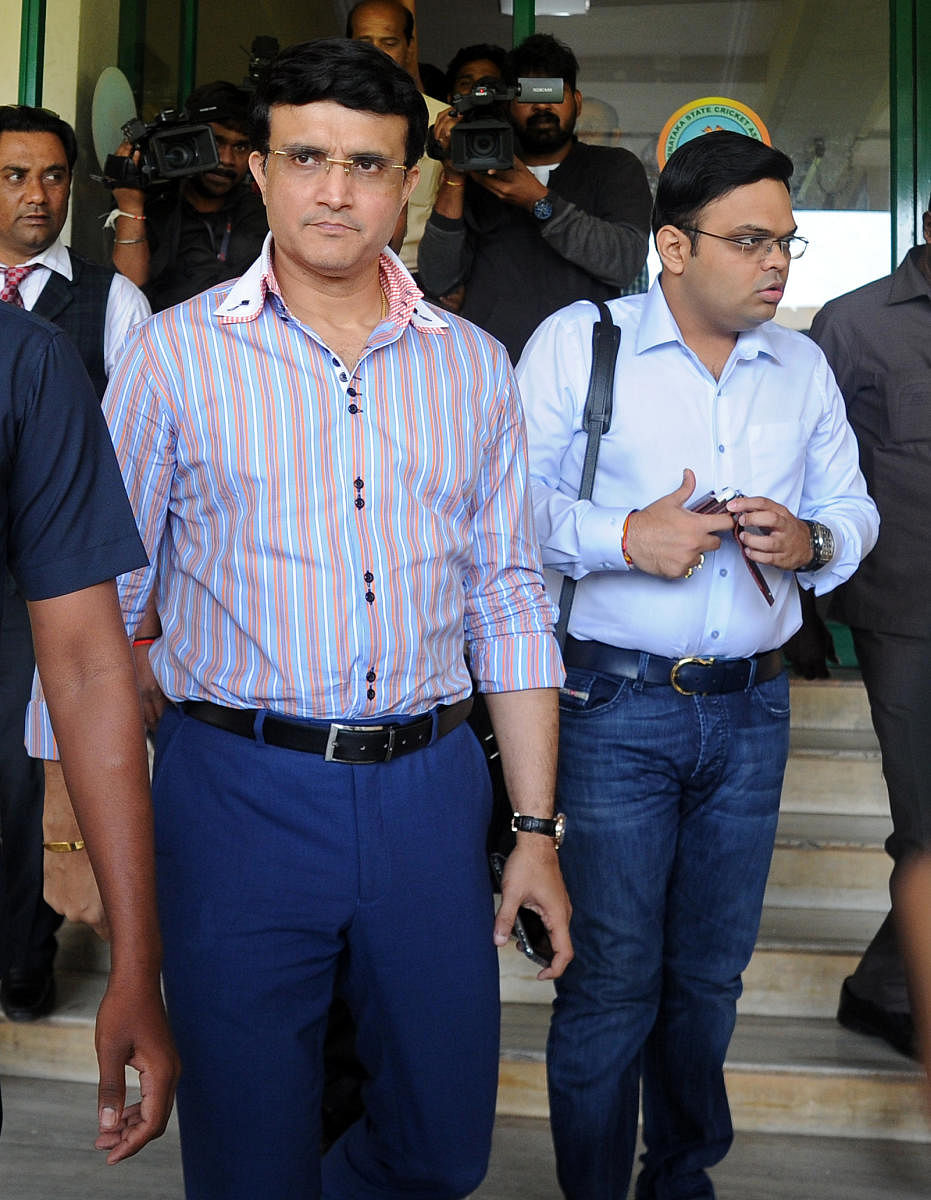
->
<box><xmin>554</xmin><ymin>300</ymin><xmax>620</xmax><ymax>649</ymax></box>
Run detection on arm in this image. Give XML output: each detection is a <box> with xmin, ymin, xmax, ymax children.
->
<box><xmin>103</xmin><ymin>273</ymin><xmax>152</xmax><ymax>379</ymax></box>
<box><xmin>28</xmin><ymin>581</ymin><xmax>179</xmax><ymax>1162</ymax></box>
<box><xmin>484</xmin><ymin>688</ymin><xmax>572</xmax><ymax>980</ymax></box>
<box><xmin>471</xmin><ymin>146</ymin><xmax>652</xmax><ymax>289</ymax></box>
<box><xmin>416</xmin><ymin>109</ymin><xmax>474</xmax><ymax>295</ymax></box>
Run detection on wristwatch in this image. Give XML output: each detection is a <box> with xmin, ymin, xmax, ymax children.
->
<box><xmin>532</xmin><ymin>194</ymin><xmax>554</xmax><ymax>221</ymax></box>
<box><xmin>511</xmin><ymin>811</ymin><xmax>566</xmax><ymax>848</ymax></box>
<box><xmin>797</xmin><ymin>520</ymin><xmax>835</xmax><ymax>572</ymax></box>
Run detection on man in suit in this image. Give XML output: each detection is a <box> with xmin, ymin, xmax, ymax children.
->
<box><xmin>809</xmin><ymin>196</ymin><xmax>931</xmax><ymax>1058</ymax></box>
<box><xmin>0</xmin><ymin>103</ymin><xmax>149</xmax><ymax>1021</ymax></box>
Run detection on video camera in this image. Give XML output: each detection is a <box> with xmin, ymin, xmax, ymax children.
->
<box><xmin>428</xmin><ymin>76</ymin><xmax>564</xmax><ymax>173</ymax></box>
<box><xmin>102</xmin><ymin>108</ymin><xmax>220</xmax><ymax>190</ymax></box>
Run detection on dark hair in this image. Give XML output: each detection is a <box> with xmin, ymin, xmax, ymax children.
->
<box><xmin>0</xmin><ymin>105</ymin><xmax>77</xmax><ymax>171</ymax></box>
<box><xmin>185</xmin><ymin>81</ymin><xmax>252</xmax><ymax>136</ymax></box>
<box><xmin>652</xmin><ymin>131</ymin><xmax>794</xmax><ymax>238</ymax></box>
<box><xmin>250</xmin><ymin>39</ymin><xmax>427</xmax><ymax>168</ymax></box>
<box><xmin>508</xmin><ymin>33</ymin><xmax>578</xmax><ymax>92</ymax></box>
<box><xmin>444</xmin><ymin>43</ymin><xmax>509</xmax><ymax>97</ymax></box>
<box><xmin>345</xmin><ymin>0</ymin><xmax>413</xmax><ymax>43</ymax></box>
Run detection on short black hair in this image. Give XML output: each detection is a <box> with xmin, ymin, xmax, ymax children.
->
<box><xmin>250</xmin><ymin>39</ymin><xmax>427</xmax><ymax>169</ymax></box>
<box><xmin>0</xmin><ymin>104</ymin><xmax>77</xmax><ymax>171</ymax></box>
<box><xmin>345</xmin><ymin>0</ymin><xmax>414</xmax><ymax>43</ymax></box>
<box><xmin>185</xmin><ymin>81</ymin><xmax>252</xmax><ymax>137</ymax></box>
<box><xmin>653</xmin><ymin>131</ymin><xmax>794</xmax><ymax>239</ymax></box>
<box><xmin>444</xmin><ymin>43</ymin><xmax>509</xmax><ymax>97</ymax></box>
<box><xmin>508</xmin><ymin>33</ymin><xmax>578</xmax><ymax>92</ymax></box>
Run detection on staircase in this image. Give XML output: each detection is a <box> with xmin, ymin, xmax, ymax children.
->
<box><xmin>495</xmin><ymin>670</ymin><xmax>930</xmax><ymax>1143</ymax></box>
<box><xmin>1</xmin><ymin>673</ymin><xmax>928</xmax><ymax>1147</ymax></box>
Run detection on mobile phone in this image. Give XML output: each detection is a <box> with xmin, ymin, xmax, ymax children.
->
<box><xmin>488</xmin><ymin>851</ymin><xmax>554</xmax><ymax>968</ymax></box>
<box><xmin>688</xmin><ymin>486</ymin><xmax>775</xmax><ymax>606</ymax></box>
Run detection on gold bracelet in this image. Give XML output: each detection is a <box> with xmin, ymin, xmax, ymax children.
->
<box><xmin>442</xmin><ymin>176</ymin><xmax>465</xmax><ymax>187</ymax></box>
<box><xmin>114</xmin><ymin>237</ymin><xmax>146</xmax><ymax>245</ymax></box>
<box><xmin>43</xmin><ymin>839</ymin><xmax>86</xmax><ymax>853</ymax></box>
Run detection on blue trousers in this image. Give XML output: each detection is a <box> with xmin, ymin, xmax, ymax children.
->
<box><xmin>152</xmin><ymin>705</ymin><xmax>499</xmax><ymax>1199</ymax></box>
<box><xmin>547</xmin><ymin>667</ymin><xmax>790</xmax><ymax>1200</ymax></box>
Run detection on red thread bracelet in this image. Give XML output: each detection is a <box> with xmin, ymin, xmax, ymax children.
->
<box><xmin>622</xmin><ymin>510</ymin><xmax>638</xmax><ymax>567</ymax></box>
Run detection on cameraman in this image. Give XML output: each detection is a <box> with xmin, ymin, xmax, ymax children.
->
<box><xmin>418</xmin><ymin>34</ymin><xmax>652</xmax><ymax>363</ymax></box>
<box><xmin>109</xmin><ymin>81</ymin><xmax>267</xmax><ymax>312</ymax></box>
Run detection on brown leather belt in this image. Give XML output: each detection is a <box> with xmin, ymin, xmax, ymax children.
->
<box><xmin>180</xmin><ymin>697</ymin><xmax>473</xmax><ymax>763</ymax></box>
<box><xmin>563</xmin><ymin>637</ymin><xmax>783</xmax><ymax>696</ymax></box>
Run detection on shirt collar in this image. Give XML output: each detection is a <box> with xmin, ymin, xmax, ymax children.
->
<box><xmin>0</xmin><ymin>236</ymin><xmax>71</xmax><ymax>279</ymax></box>
<box><xmin>214</xmin><ymin>233</ymin><xmax>448</xmax><ymax>334</ymax></box>
<box><xmin>636</xmin><ymin>275</ymin><xmax>784</xmax><ymax>366</ymax></box>
<box><xmin>888</xmin><ymin>244</ymin><xmax>931</xmax><ymax>305</ymax></box>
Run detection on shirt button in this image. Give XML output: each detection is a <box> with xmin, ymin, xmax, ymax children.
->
<box><xmin>354</xmin><ymin>477</ymin><xmax>364</xmax><ymax>490</ymax></box>
<box><xmin>355</xmin><ymin>497</ymin><xmax>365</xmax><ymax>509</ymax></box>
<box><xmin>339</xmin><ymin>373</ymin><xmax>348</xmax><ymax>382</ymax></box>
<box><xmin>367</xmin><ymin>688</ymin><xmax>376</xmax><ymax>700</ymax></box>
<box><xmin>366</xmin><ymin>670</ymin><xmax>376</xmax><ymax>682</ymax></box>
<box><xmin>365</xmin><ymin>591</ymin><xmax>375</xmax><ymax>603</ymax></box>
<box><xmin>347</xmin><ymin>388</ymin><xmax>357</xmax><ymax>397</ymax></box>
<box><xmin>331</xmin><ymin>357</ymin><xmax>340</xmax><ymax>367</ymax></box>
<box><xmin>719</xmin><ymin>568</ymin><xmax>728</xmax><ymax>578</ymax></box>
<box><xmin>710</xmin><ymin>630</ymin><xmax>720</xmax><ymax>639</ymax></box>
<box><xmin>348</xmin><ymin>404</ymin><xmax>359</xmax><ymax>414</ymax></box>
<box><xmin>718</xmin><ymin>444</ymin><xmax>725</xmax><ymax>453</ymax></box>
<box><xmin>363</xmin><ymin>571</ymin><xmax>374</xmax><ymax>583</ymax></box>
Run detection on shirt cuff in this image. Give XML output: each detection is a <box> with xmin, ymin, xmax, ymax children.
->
<box><xmin>469</xmin><ymin>632</ymin><xmax>566</xmax><ymax>694</ymax></box>
<box><xmin>579</xmin><ymin>506</ymin><xmax>636</xmax><ymax>573</ymax></box>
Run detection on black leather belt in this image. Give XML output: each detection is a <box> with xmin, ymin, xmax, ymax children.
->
<box><xmin>563</xmin><ymin>636</ymin><xmax>783</xmax><ymax>696</ymax></box>
<box><xmin>180</xmin><ymin>697</ymin><xmax>473</xmax><ymax>763</ymax></box>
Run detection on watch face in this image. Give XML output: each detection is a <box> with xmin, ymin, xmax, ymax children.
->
<box><xmin>554</xmin><ymin>812</ymin><xmax>566</xmax><ymax>848</ymax></box>
<box><xmin>533</xmin><ymin>197</ymin><xmax>553</xmax><ymax>221</ymax></box>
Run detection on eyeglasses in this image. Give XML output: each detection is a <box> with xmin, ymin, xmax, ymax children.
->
<box><xmin>680</xmin><ymin>227</ymin><xmax>809</xmax><ymax>260</ymax></box>
<box><xmin>268</xmin><ymin>148</ymin><xmax>407</xmax><ymax>187</ymax></box>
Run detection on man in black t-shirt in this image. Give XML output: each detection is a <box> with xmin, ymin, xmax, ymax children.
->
<box><xmin>109</xmin><ymin>81</ymin><xmax>267</xmax><ymax>311</ymax></box>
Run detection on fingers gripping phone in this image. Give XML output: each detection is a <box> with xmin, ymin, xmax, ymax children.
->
<box><xmin>689</xmin><ymin>487</ymin><xmax>775</xmax><ymax>605</ymax></box>
<box><xmin>489</xmin><ymin>851</ymin><xmax>554</xmax><ymax>968</ymax></box>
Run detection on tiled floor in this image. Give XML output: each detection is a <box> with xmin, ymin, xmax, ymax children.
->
<box><xmin>2</xmin><ymin>1076</ymin><xmax>930</xmax><ymax>1199</ymax></box>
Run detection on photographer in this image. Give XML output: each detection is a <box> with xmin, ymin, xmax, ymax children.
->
<box><xmin>109</xmin><ymin>81</ymin><xmax>267</xmax><ymax>312</ymax></box>
<box><xmin>418</xmin><ymin>33</ymin><xmax>652</xmax><ymax>363</ymax></box>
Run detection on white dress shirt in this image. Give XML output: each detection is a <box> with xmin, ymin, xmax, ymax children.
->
<box><xmin>517</xmin><ymin>280</ymin><xmax>879</xmax><ymax>659</ymax></box>
<box><xmin>1</xmin><ymin>238</ymin><xmax>151</xmax><ymax>378</ymax></box>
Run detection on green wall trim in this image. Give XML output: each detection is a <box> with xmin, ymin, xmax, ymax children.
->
<box><xmin>18</xmin><ymin>0</ymin><xmax>46</xmax><ymax>105</ymax></box>
<box><xmin>890</xmin><ymin>0</ymin><xmax>931</xmax><ymax>265</ymax></box>
<box><xmin>512</xmin><ymin>0</ymin><xmax>534</xmax><ymax>45</ymax></box>
<box><xmin>118</xmin><ymin>0</ymin><xmax>147</xmax><ymax>105</ymax></box>
<box><xmin>178</xmin><ymin>0</ymin><xmax>198</xmax><ymax>105</ymax></box>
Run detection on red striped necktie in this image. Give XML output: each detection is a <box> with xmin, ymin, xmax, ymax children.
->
<box><xmin>1</xmin><ymin>264</ymin><xmax>36</xmax><ymax>308</ymax></box>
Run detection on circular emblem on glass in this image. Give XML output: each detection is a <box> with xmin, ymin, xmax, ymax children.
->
<box><xmin>657</xmin><ymin>97</ymin><xmax>771</xmax><ymax>169</ymax></box>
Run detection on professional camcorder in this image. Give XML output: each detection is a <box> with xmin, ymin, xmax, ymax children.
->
<box><xmin>102</xmin><ymin>108</ymin><xmax>220</xmax><ymax>189</ymax></box>
<box><xmin>428</xmin><ymin>76</ymin><xmax>564</xmax><ymax>172</ymax></box>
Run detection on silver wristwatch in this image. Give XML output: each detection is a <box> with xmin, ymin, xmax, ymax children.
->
<box><xmin>797</xmin><ymin>520</ymin><xmax>835</xmax><ymax>572</ymax></box>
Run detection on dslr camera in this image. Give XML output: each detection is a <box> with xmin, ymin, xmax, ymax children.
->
<box><xmin>428</xmin><ymin>76</ymin><xmax>564</xmax><ymax>172</ymax></box>
<box><xmin>102</xmin><ymin>108</ymin><xmax>220</xmax><ymax>190</ymax></box>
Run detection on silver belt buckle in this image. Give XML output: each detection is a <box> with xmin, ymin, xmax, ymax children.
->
<box><xmin>670</xmin><ymin>656</ymin><xmax>715</xmax><ymax>696</ymax></box>
<box><xmin>324</xmin><ymin>722</ymin><xmax>394</xmax><ymax>763</ymax></box>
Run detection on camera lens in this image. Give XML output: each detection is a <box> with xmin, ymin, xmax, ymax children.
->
<box><xmin>162</xmin><ymin>142</ymin><xmax>196</xmax><ymax>170</ymax></box>
<box><xmin>469</xmin><ymin>132</ymin><xmax>497</xmax><ymax>157</ymax></box>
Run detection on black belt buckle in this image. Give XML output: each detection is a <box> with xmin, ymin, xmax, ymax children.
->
<box><xmin>670</xmin><ymin>655</ymin><xmax>715</xmax><ymax>696</ymax></box>
<box><xmin>324</xmin><ymin>722</ymin><xmax>395</xmax><ymax>763</ymax></box>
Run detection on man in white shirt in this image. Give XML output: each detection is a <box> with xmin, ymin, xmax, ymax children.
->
<box><xmin>517</xmin><ymin>130</ymin><xmax>879</xmax><ymax>1200</ymax></box>
<box><xmin>0</xmin><ymin>103</ymin><xmax>149</xmax><ymax>1024</ymax></box>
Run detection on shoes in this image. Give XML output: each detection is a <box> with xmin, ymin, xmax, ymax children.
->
<box><xmin>0</xmin><ymin>966</ymin><xmax>56</xmax><ymax>1022</ymax></box>
<box><xmin>837</xmin><ymin>977</ymin><xmax>916</xmax><ymax>1059</ymax></box>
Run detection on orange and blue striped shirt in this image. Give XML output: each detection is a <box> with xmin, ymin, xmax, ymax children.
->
<box><xmin>91</xmin><ymin>240</ymin><xmax>561</xmax><ymax>723</ymax></box>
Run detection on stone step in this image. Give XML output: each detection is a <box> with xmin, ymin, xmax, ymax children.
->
<box><xmin>780</xmin><ymin>747</ymin><xmax>886</xmax><ymax>816</ymax></box>
<box><xmin>766</xmin><ymin>811</ymin><xmax>891</xmax><ymax>909</ymax></box>
<box><xmin>498</xmin><ymin>905</ymin><xmax>882</xmax><ymax>1017</ymax></box>
<box><xmin>496</xmin><ymin>1004</ymin><xmax>929</xmax><ymax>1142</ymax></box>
<box><xmin>788</xmin><ymin>673</ymin><xmax>874</xmax><ymax>734</ymax></box>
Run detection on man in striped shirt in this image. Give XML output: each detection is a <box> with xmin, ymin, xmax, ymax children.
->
<box><xmin>46</xmin><ymin>38</ymin><xmax>571</xmax><ymax>1200</ymax></box>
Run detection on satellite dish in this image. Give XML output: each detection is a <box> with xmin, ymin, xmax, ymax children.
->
<box><xmin>91</xmin><ymin>67</ymin><xmax>137</xmax><ymax>171</ymax></box>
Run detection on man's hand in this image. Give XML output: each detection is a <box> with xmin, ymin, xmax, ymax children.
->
<box><xmin>494</xmin><ymin>836</ymin><xmax>572</xmax><ymax>980</ymax></box>
<box><xmin>110</xmin><ymin>139</ymin><xmax>147</xmax><ymax>214</ymax></box>
<box><xmin>43</xmin><ymin>759</ymin><xmax>109</xmax><ymax>940</ymax></box>
<box><xmin>625</xmin><ymin>469</ymin><xmax>735</xmax><ymax>578</ymax></box>
<box><xmin>727</xmin><ymin>494</ymin><xmax>813</xmax><ymax>570</ymax></box>
<box><xmin>94</xmin><ymin>976</ymin><xmax>180</xmax><ymax>1163</ymax></box>
<box><xmin>133</xmin><ymin>641</ymin><xmax>168</xmax><ymax>733</ymax></box>
<box><xmin>430</xmin><ymin>108</ymin><xmax>460</xmax><ymax>161</ymax></box>
<box><xmin>471</xmin><ymin>156</ymin><xmax>548</xmax><ymax>211</ymax></box>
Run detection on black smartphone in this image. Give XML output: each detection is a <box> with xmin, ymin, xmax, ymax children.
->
<box><xmin>488</xmin><ymin>851</ymin><xmax>554</xmax><ymax>968</ymax></box>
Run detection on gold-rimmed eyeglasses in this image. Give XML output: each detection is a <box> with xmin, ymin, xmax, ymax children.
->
<box><xmin>268</xmin><ymin>148</ymin><xmax>408</xmax><ymax>187</ymax></box>
<box><xmin>680</xmin><ymin>227</ymin><xmax>809</xmax><ymax>260</ymax></box>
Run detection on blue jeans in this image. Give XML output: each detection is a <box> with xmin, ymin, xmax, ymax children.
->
<box><xmin>547</xmin><ymin>667</ymin><xmax>790</xmax><ymax>1199</ymax></box>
